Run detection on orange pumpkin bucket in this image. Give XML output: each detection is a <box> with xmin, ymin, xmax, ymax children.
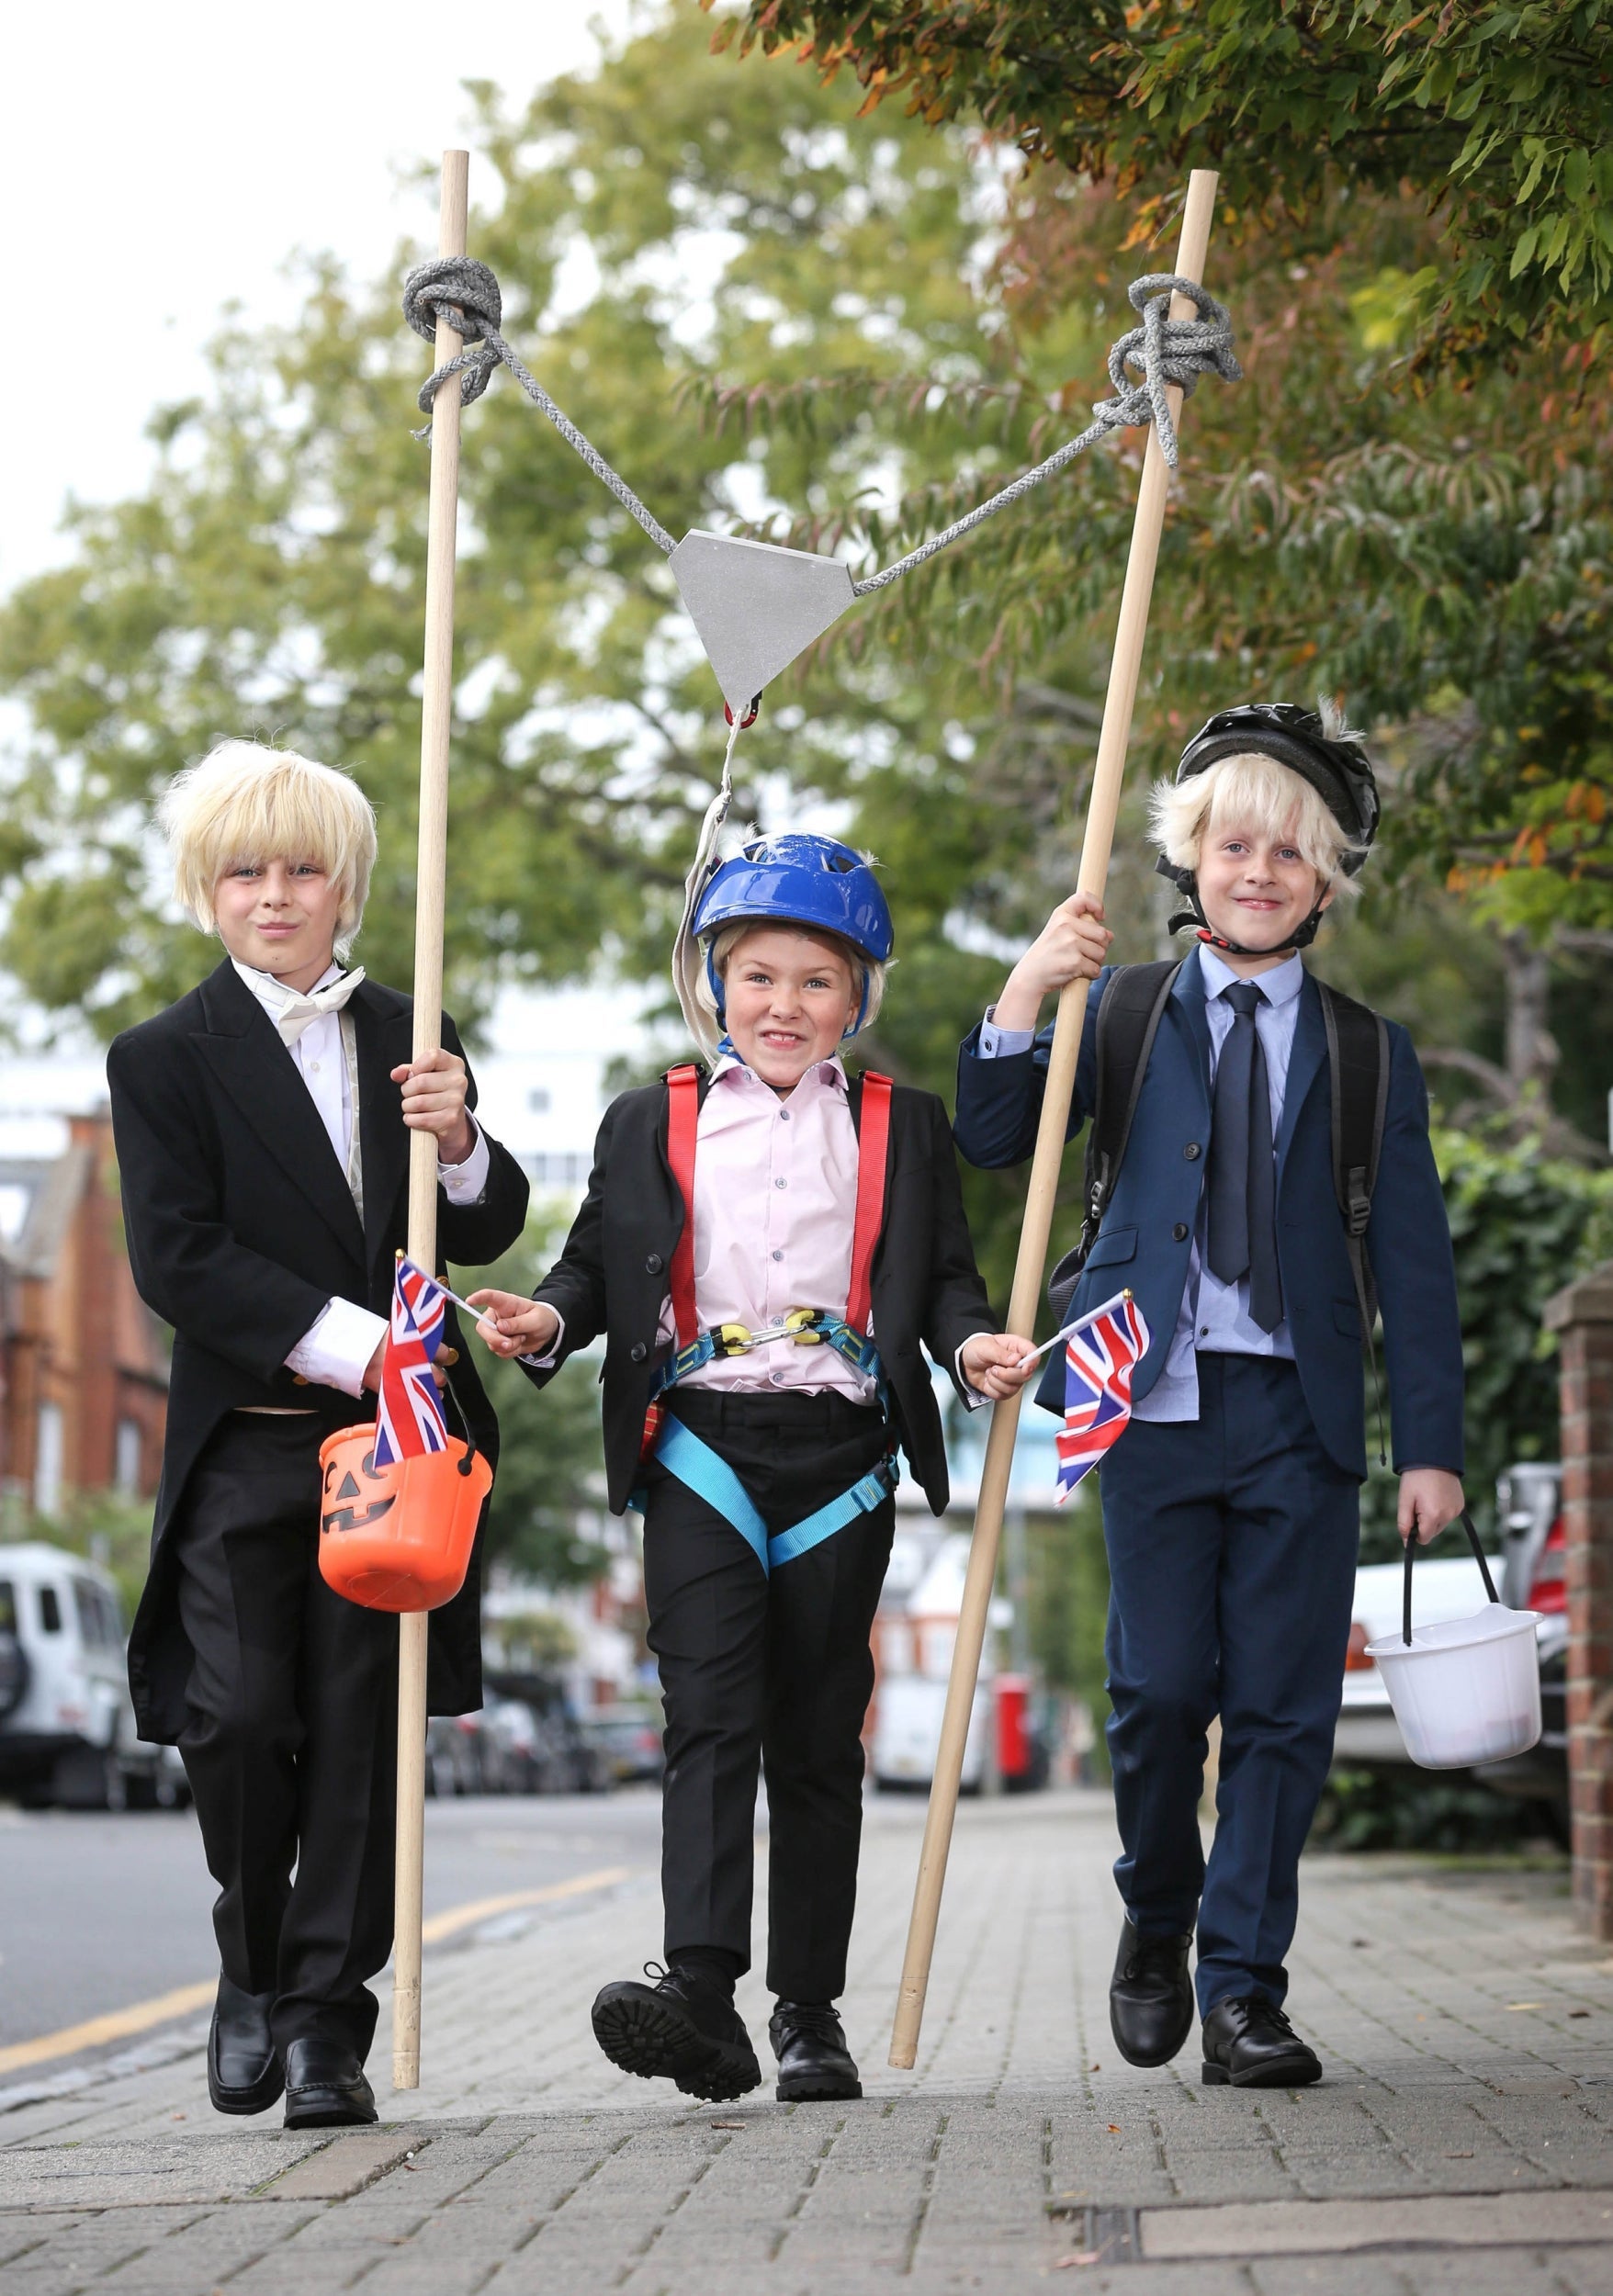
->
<box><xmin>317</xmin><ymin>1424</ymin><xmax>492</xmax><ymax>1613</ymax></box>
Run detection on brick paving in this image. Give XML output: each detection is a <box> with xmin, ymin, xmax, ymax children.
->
<box><xmin>3</xmin><ymin>1790</ymin><xmax>1613</xmax><ymax>2291</ymax></box>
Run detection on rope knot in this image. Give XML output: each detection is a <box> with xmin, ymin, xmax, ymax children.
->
<box><xmin>403</xmin><ymin>254</ymin><xmax>507</xmax><ymax>421</ymax></box>
<box><xmin>1093</xmin><ymin>275</ymin><xmax>1242</xmax><ymax>471</ymax></box>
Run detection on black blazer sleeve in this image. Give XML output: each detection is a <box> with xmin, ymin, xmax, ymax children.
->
<box><xmin>520</xmin><ymin>1097</ymin><xmax>620</xmax><ymax>1388</ymax></box>
<box><xmin>107</xmin><ymin>1032</ymin><xmax>333</xmax><ymax>1384</ymax></box>
<box><xmin>917</xmin><ymin>1094</ymin><xmax>996</xmax><ymax>1394</ymax></box>
<box><xmin>438</xmin><ymin>1017</ymin><xmax>531</xmax><ymax>1268</ymax></box>
<box><xmin>952</xmin><ymin>972</ymin><xmax>1109</xmax><ymax>1168</ymax></box>
<box><xmin>1367</xmin><ymin>1027</ymin><xmax>1466</xmax><ymax>1477</ymax></box>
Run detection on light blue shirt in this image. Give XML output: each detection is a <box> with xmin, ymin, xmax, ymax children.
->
<box><xmin>978</xmin><ymin>946</ymin><xmax>1306</xmax><ymax>1423</ymax></box>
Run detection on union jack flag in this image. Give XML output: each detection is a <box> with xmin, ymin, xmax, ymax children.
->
<box><xmin>1055</xmin><ymin>1290</ymin><xmax>1150</xmax><ymax>1503</ymax></box>
<box><xmin>373</xmin><ymin>1255</ymin><xmax>449</xmax><ymax>1468</ymax></box>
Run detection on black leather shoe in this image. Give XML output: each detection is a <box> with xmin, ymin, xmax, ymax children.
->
<box><xmin>281</xmin><ymin>2037</ymin><xmax>378</xmax><ymax>2128</ymax></box>
<box><xmin>592</xmin><ymin>1963</ymin><xmax>761</xmax><ymax>2102</ymax></box>
<box><xmin>1201</xmin><ymin>1997</ymin><xmax>1322</xmax><ymax>2088</ymax></box>
<box><xmin>1109</xmin><ymin>1919</ymin><xmax>1195</xmax><ymax>2068</ymax></box>
<box><xmin>769</xmin><ymin>2000</ymin><xmax>862</xmax><ymax>2102</ymax></box>
<box><xmin>208</xmin><ymin>1975</ymin><xmax>282</xmax><ymax>2117</ymax></box>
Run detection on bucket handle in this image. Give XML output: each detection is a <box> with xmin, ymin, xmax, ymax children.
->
<box><xmin>439</xmin><ymin>1364</ymin><xmax>479</xmax><ymax>1480</ymax></box>
<box><xmin>1402</xmin><ymin>1509</ymin><xmax>1500</xmax><ymax>1647</ymax></box>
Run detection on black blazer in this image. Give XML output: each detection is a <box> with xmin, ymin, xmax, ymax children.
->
<box><xmin>107</xmin><ymin>959</ymin><xmax>530</xmax><ymax>1738</ymax></box>
<box><xmin>520</xmin><ymin>1069</ymin><xmax>995</xmax><ymax>1516</ymax></box>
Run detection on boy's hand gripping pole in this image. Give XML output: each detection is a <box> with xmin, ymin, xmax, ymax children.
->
<box><xmin>887</xmin><ymin>170</ymin><xmax>1222</xmax><ymax>2073</ymax></box>
<box><xmin>393</xmin><ymin>148</ymin><xmax>469</xmax><ymax>2094</ymax></box>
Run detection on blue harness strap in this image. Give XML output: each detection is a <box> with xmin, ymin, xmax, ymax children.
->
<box><xmin>642</xmin><ymin>1416</ymin><xmax>898</xmax><ymax>1577</ymax></box>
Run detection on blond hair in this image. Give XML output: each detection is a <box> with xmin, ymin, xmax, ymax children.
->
<box><xmin>161</xmin><ymin>740</ymin><xmax>378</xmax><ymax>955</ymax></box>
<box><xmin>698</xmin><ymin>920</ymin><xmax>887</xmax><ymax>1038</ymax></box>
<box><xmin>1148</xmin><ymin>750</ymin><xmax>1365</xmax><ymax>898</ymax></box>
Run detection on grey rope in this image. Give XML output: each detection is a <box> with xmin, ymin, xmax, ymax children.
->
<box><xmin>401</xmin><ymin>260</ymin><xmax>1238</xmax><ymax>591</ymax></box>
<box><xmin>404</xmin><ymin>255</ymin><xmax>678</xmax><ymax>556</ymax></box>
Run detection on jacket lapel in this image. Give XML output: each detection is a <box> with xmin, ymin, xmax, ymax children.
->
<box><xmin>1164</xmin><ymin>947</ymin><xmax>1214</xmax><ymax>1111</ymax></box>
<box><xmin>355</xmin><ymin>987</ymin><xmax>414</xmax><ymax>1273</ymax></box>
<box><xmin>1276</xmin><ymin>972</ymin><xmax>1327</xmax><ymax>1176</ymax></box>
<box><xmin>192</xmin><ymin>961</ymin><xmax>365</xmax><ymax>1261</ymax></box>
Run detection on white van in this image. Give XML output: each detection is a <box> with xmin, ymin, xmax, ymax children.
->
<box><xmin>0</xmin><ymin>1543</ymin><xmax>171</xmax><ymax>1808</ymax></box>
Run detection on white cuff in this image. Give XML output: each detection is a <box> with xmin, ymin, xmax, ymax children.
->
<box><xmin>439</xmin><ymin>1117</ymin><xmax>491</xmax><ymax>1204</ymax></box>
<box><xmin>286</xmin><ymin>1297</ymin><xmax>389</xmax><ymax>1399</ymax></box>
<box><xmin>518</xmin><ymin>1307</ymin><xmax>566</xmax><ymax>1370</ymax></box>
<box><xmin>978</xmin><ymin>1006</ymin><xmax>1035</xmax><ymax>1060</ymax></box>
<box><xmin>954</xmin><ymin>1333</ymin><xmax>993</xmax><ymax>1411</ymax></box>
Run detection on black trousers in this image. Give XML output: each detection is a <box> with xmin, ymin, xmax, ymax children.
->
<box><xmin>641</xmin><ymin>1390</ymin><xmax>895</xmax><ymax>2004</ymax></box>
<box><xmin>172</xmin><ymin>1413</ymin><xmax>399</xmax><ymax>2058</ymax></box>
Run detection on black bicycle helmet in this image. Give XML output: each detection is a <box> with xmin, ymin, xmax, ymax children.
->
<box><xmin>1156</xmin><ymin>702</ymin><xmax>1380</xmax><ymax>954</ymax></box>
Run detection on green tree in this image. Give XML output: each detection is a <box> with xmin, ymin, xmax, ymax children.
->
<box><xmin>719</xmin><ymin>0</ymin><xmax>1613</xmax><ymax>365</ymax></box>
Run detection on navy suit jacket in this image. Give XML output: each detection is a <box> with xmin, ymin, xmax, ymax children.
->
<box><xmin>953</xmin><ymin>949</ymin><xmax>1464</xmax><ymax>1481</ymax></box>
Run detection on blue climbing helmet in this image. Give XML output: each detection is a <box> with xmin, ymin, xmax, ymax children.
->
<box><xmin>692</xmin><ymin>833</ymin><xmax>894</xmax><ymax>1038</ymax></box>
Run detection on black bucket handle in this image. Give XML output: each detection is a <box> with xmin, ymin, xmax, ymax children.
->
<box><xmin>1402</xmin><ymin>1508</ymin><xmax>1499</xmax><ymax>1648</ymax></box>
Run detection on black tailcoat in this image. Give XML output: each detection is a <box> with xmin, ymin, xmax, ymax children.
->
<box><xmin>520</xmin><ymin>1070</ymin><xmax>994</xmax><ymax>1515</ymax></box>
<box><xmin>107</xmin><ymin>960</ymin><xmax>530</xmax><ymax>1739</ymax></box>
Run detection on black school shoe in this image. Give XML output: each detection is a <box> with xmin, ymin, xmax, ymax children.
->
<box><xmin>1109</xmin><ymin>1919</ymin><xmax>1195</xmax><ymax>2068</ymax></box>
<box><xmin>208</xmin><ymin>1975</ymin><xmax>283</xmax><ymax>2116</ymax></box>
<box><xmin>282</xmin><ymin>2037</ymin><xmax>378</xmax><ymax>2128</ymax></box>
<box><xmin>1201</xmin><ymin>1997</ymin><xmax>1323</xmax><ymax>2088</ymax></box>
<box><xmin>592</xmin><ymin>1964</ymin><xmax>761</xmax><ymax>2102</ymax></box>
<box><xmin>769</xmin><ymin>2001</ymin><xmax>863</xmax><ymax>2102</ymax></box>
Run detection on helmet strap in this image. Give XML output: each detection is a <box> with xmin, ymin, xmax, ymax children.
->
<box><xmin>1156</xmin><ymin>860</ymin><xmax>1324</xmax><ymax>959</ymax></box>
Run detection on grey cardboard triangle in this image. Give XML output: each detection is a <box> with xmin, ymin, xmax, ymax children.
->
<box><xmin>671</xmin><ymin>530</ymin><xmax>855</xmax><ymax>714</ymax></box>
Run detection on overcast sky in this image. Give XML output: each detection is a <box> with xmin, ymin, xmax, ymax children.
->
<box><xmin>2</xmin><ymin>0</ymin><xmax>634</xmax><ymax>594</ymax></box>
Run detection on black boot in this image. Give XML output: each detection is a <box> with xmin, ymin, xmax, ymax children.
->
<box><xmin>592</xmin><ymin>1964</ymin><xmax>761</xmax><ymax>2103</ymax></box>
<box><xmin>1109</xmin><ymin>1919</ymin><xmax>1195</xmax><ymax>2068</ymax></box>
<box><xmin>1201</xmin><ymin>1997</ymin><xmax>1322</xmax><ymax>2088</ymax></box>
<box><xmin>208</xmin><ymin>1974</ymin><xmax>282</xmax><ymax>2117</ymax></box>
<box><xmin>281</xmin><ymin>2037</ymin><xmax>378</xmax><ymax>2128</ymax></box>
<box><xmin>769</xmin><ymin>2001</ymin><xmax>862</xmax><ymax>2102</ymax></box>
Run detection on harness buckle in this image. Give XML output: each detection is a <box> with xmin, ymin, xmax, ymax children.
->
<box><xmin>708</xmin><ymin>1322</ymin><xmax>754</xmax><ymax>1359</ymax></box>
<box><xmin>785</xmin><ymin>1306</ymin><xmax>828</xmax><ymax>1345</ymax></box>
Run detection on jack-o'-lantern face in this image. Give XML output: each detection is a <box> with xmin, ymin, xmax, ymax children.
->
<box><xmin>321</xmin><ymin>1448</ymin><xmax>398</xmax><ymax>1536</ymax></box>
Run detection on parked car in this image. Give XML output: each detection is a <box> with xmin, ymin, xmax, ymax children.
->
<box><xmin>0</xmin><ymin>1543</ymin><xmax>175</xmax><ymax>1809</ymax></box>
<box><xmin>871</xmin><ymin>1674</ymin><xmax>990</xmax><ymax>1793</ymax></box>
<box><xmin>578</xmin><ymin>1705</ymin><xmax>665</xmax><ymax>1785</ymax></box>
<box><xmin>425</xmin><ymin>1711</ymin><xmax>486</xmax><ymax>1797</ymax></box>
<box><xmin>1332</xmin><ymin>1464</ymin><xmax>1567</xmax><ymax>1828</ymax></box>
<box><xmin>480</xmin><ymin>1670</ymin><xmax>613</xmax><ymax>1795</ymax></box>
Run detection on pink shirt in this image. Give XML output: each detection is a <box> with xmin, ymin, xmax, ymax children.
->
<box><xmin>656</xmin><ymin>1053</ymin><xmax>877</xmax><ymax>1404</ymax></box>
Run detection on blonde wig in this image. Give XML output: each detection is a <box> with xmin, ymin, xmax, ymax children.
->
<box><xmin>162</xmin><ymin>740</ymin><xmax>378</xmax><ymax>955</ymax></box>
<box><xmin>1148</xmin><ymin>749</ymin><xmax>1366</xmax><ymax>900</ymax></box>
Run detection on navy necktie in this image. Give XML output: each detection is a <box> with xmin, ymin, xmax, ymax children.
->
<box><xmin>1207</xmin><ymin>980</ymin><xmax>1283</xmax><ymax>1334</ymax></box>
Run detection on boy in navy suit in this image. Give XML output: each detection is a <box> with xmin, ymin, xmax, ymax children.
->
<box><xmin>953</xmin><ymin>705</ymin><xmax>1465</xmax><ymax>2088</ymax></box>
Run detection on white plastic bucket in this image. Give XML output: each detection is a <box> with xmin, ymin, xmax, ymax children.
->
<box><xmin>1365</xmin><ymin>1604</ymin><xmax>1542</xmax><ymax>1770</ymax></box>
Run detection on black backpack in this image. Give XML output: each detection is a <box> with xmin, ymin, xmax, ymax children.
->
<box><xmin>1046</xmin><ymin>960</ymin><xmax>1390</xmax><ymax>1436</ymax></box>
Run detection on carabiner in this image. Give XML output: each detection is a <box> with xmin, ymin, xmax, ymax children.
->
<box><xmin>722</xmin><ymin>693</ymin><xmax>762</xmax><ymax>731</ymax></box>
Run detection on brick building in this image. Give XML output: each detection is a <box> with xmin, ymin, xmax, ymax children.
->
<box><xmin>0</xmin><ymin>1109</ymin><xmax>168</xmax><ymax>1517</ymax></box>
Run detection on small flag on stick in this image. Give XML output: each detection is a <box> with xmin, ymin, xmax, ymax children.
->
<box><xmin>374</xmin><ymin>1255</ymin><xmax>450</xmax><ymax>1467</ymax></box>
<box><xmin>1055</xmin><ymin>1289</ymin><xmax>1150</xmax><ymax>1503</ymax></box>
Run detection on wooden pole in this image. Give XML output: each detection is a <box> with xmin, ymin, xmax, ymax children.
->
<box><xmin>393</xmin><ymin>147</ymin><xmax>469</xmax><ymax>2095</ymax></box>
<box><xmin>888</xmin><ymin>169</ymin><xmax>1221</xmax><ymax>2073</ymax></box>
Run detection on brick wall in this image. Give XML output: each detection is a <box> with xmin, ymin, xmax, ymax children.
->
<box><xmin>1545</xmin><ymin>1266</ymin><xmax>1613</xmax><ymax>1938</ymax></box>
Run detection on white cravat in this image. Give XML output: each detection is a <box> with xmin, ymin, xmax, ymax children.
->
<box><xmin>246</xmin><ymin>963</ymin><xmax>367</xmax><ymax>1049</ymax></box>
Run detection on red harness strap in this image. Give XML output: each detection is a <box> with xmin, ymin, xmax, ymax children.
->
<box><xmin>665</xmin><ymin>1063</ymin><xmax>702</xmax><ymax>1352</ymax></box>
<box><xmin>846</xmin><ymin>1072</ymin><xmax>892</xmax><ymax>1337</ymax></box>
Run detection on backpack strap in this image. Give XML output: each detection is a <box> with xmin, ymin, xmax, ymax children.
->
<box><xmin>1047</xmin><ymin>961</ymin><xmax>1180</xmax><ymax>1322</ymax></box>
<box><xmin>1316</xmin><ymin>980</ymin><xmax>1392</xmax><ymax>1462</ymax></box>
<box><xmin>664</xmin><ymin>1064</ymin><xmax>701</xmax><ymax>1353</ymax></box>
<box><xmin>847</xmin><ymin>1072</ymin><xmax>893</xmax><ymax>1339</ymax></box>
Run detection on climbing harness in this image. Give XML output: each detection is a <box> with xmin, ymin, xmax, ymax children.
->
<box><xmin>402</xmin><ymin>257</ymin><xmax>1240</xmax><ymax>718</ymax></box>
<box><xmin>632</xmin><ymin>1063</ymin><xmax>898</xmax><ymax>1575</ymax></box>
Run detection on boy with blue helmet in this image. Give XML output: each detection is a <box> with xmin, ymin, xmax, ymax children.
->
<box><xmin>473</xmin><ymin>830</ymin><xmax>1032</xmax><ymax>2104</ymax></box>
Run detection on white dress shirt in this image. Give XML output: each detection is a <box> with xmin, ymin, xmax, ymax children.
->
<box><xmin>231</xmin><ymin>960</ymin><xmax>490</xmax><ymax>1399</ymax></box>
<box><xmin>977</xmin><ymin>946</ymin><xmax>1306</xmax><ymax>1424</ymax></box>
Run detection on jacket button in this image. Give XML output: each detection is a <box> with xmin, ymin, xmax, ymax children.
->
<box><xmin>1172</xmin><ymin>1222</ymin><xmax>1190</xmax><ymax>1242</ymax></box>
<box><xmin>1184</xmin><ymin>1142</ymin><xmax>1201</xmax><ymax>1160</ymax></box>
<box><xmin>629</xmin><ymin>1341</ymin><xmax>648</xmax><ymax>1364</ymax></box>
<box><xmin>645</xmin><ymin>1253</ymin><xmax>664</xmax><ymax>1275</ymax></box>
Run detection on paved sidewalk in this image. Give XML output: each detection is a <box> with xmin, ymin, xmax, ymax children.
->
<box><xmin>4</xmin><ymin>1790</ymin><xmax>1613</xmax><ymax>2291</ymax></box>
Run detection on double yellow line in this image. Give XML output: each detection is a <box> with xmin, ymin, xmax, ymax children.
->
<box><xmin>0</xmin><ymin>1864</ymin><xmax>633</xmax><ymax>2078</ymax></box>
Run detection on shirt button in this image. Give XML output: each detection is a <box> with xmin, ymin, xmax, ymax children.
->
<box><xmin>774</xmin><ymin>1177</ymin><xmax>787</xmax><ymax>1189</ymax></box>
<box><xmin>1201</xmin><ymin>1325</ymin><xmax>1210</xmax><ymax>1336</ymax></box>
<box><xmin>309</xmin><ymin>1061</ymin><xmax>321</xmax><ymax>1073</ymax></box>
<box><xmin>629</xmin><ymin>1342</ymin><xmax>648</xmax><ymax>1365</ymax></box>
<box><xmin>644</xmin><ymin>1253</ymin><xmax>664</xmax><ymax>1276</ymax></box>
<box><xmin>1172</xmin><ymin>1222</ymin><xmax>1189</xmax><ymax>1242</ymax></box>
<box><xmin>772</xmin><ymin>1250</ymin><xmax>784</xmax><ymax>1263</ymax></box>
<box><xmin>1184</xmin><ymin>1142</ymin><xmax>1201</xmax><ymax>1160</ymax></box>
<box><xmin>779</xmin><ymin>1109</ymin><xmax>791</xmax><ymax>1122</ymax></box>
